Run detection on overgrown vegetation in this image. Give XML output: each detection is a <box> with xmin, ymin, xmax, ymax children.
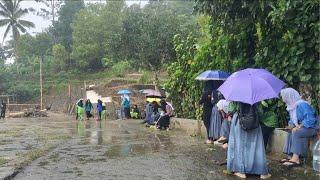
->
<box><xmin>166</xmin><ymin>0</ymin><xmax>319</xmax><ymax>124</ymax></box>
<box><xmin>0</xmin><ymin>0</ymin><xmax>197</xmax><ymax>102</ymax></box>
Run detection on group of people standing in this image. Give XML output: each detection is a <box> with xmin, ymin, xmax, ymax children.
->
<box><xmin>76</xmin><ymin>99</ymin><xmax>106</xmax><ymax>121</ymax></box>
<box><xmin>200</xmin><ymin>86</ymin><xmax>318</xmax><ymax>179</ymax></box>
<box><xmin>142</xmin><ymin>99</ymin><xmax>173</xmax><ymax>130</ymax></box>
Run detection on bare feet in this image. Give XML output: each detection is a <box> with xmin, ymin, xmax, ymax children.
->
<box><xmin>205</xmin><ymin>139</ymin><xmax>213</xmax><ymax>144</ymax></box>
<box><xmin>222</xmin><ymin>143</ymin><xmax>228</xmax><ymax>149</ymax></box>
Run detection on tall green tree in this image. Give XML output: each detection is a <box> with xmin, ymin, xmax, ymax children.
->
<box><xmin>0</xmin><ymin>0</ymin><xmax>35</xmax><ymax>42</ymax></box>
<box><xmin>71</xmin><ymin>1</ymin><xmax>125</xmax><ymax>71</ymax></box>
<box><xmin>52</xmin><ymin>0</ymin><xmax>84</xmax><ymax>51</ymax></box>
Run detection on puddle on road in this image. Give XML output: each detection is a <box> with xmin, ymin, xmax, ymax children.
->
<box><xmin>70</xmin><ymin>120</ymin><xmax>175</xmax><ymax>160</ymax></box>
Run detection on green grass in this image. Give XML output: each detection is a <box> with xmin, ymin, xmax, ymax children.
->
<box><xmin>0</xmin><ymin>157</ymin><xmax>7</xmax><ymax>166</ymax></box>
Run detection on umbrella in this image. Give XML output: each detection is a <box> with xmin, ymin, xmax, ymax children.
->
<box><xmin>140</xmin><ymin>89</ymin><xmax>156</xmax><ymax>94</ymax></box>
<box><xmin>146</xmin><ymin>97</ymin><xmax>161</xmax><ymax>102</ymax></box>
<box><xmin>117</xmin><ymin>89</ymin><xmax>132</xmax><ymax>95</ymax></box>
<box><xmin>218</xmin><ymin>68</ymin><xmax>285</xmax><ymax>105</ymax></box>
<box><xmin>195</xmin><ymin>70</ymin><xmax>231</xmax><ymax>81</ymax></box>
<box><xmin>145</xmin><ymin>90</ymin><xmax>163</xmax><ymax>98</ymax></box>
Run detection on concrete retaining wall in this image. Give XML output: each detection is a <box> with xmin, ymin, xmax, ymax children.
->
<box><xmin>171</xmin><ymin>117</ymin><xmax>318</xmax><ymax>154</ymax></box>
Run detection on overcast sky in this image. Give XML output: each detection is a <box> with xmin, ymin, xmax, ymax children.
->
<box><xmin>0</xmin><ymin>0</ymin><xmax>148</xmax><ymax>44</ymax></box>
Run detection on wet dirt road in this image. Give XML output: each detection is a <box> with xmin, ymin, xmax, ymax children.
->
<box><xmin>13</xmin><ymin>118</ymin><xmax>230</xmax><ymax>180</ymax></box>
<box><xmin>12</xmin><ymin>117</ymin><xmax>318</xmax><ymax>180</ymax></box>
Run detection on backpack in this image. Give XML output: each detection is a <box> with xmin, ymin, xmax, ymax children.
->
<box><xmin>238</xmin><ymin>103</ymin><xmax>259</xmax><ymax>131</ymax></box>
<box><xmin>166</xmin><ymin>103</ymin><xmax>175</xmax><ymax>117</ymax></box>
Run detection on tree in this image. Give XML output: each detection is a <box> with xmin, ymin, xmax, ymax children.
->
<box><xmin>0</xmin><ymin>0</ymin><xmax>35</xmax><ymax>42</ymax></box>
<box><xmin>52</xmin><ymin>44</ymin><xmax>69</xmax><ymax>72</ymax></box>
<box><xmin>71</xmin><ymin>1</ymin><xmax>125</xmax><ymax>71</ymax></box>
<box><xmin>52</xmin><ymin>0</ymin><xmax>84</xmax><ymax>52</ymax></box>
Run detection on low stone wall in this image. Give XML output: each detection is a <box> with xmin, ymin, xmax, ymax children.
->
<box><xmin>171</xmin><ymin>117</ymin><xmax>318</xmax><ymax>155</ymax></box>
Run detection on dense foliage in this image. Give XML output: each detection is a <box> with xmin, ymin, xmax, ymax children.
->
<box><xmin>0</xmin><ymin>0</ymin><xmax>197</xmax><ymax>102</ymax></box>
<box><xmin>166</xmin><ymin>0</ymin><xmax>319</xmax><ymax>123</ymax></box>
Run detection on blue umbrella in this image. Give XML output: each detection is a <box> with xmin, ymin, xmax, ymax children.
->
<box><xmin>195</xmin><ymin>70</ymin><xmax>231</xmax><ymax>81</ymax></box>
<box><xmin>117</xmin><ymin>89</ymin><xmax>132</xmax><ymax>95</ymax></box>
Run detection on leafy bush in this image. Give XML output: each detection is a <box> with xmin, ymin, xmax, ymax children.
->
<box><xmin>8</xmin><ymin>84</ymin><xmax>39</xmax><ymax>102</ymax></box>
<box><xmin>138</xmin><ymin>71</ymin><xmax>150</xmax><ymax>84</ymax></box>
<box><xmin>110</xmin><ymin>61</ymin><xmax>131</xmax><ymax>77</ymax></box>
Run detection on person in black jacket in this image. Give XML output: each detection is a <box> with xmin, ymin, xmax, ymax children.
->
<box><xmin>199</xmin><ymin>91</ymin><xmax>214</xmax><ymax>144</ymax></box>
<box><xmin>0</xmin><ymin>101</ymin><xmax>6</xmax><ymax>119</ymax></box>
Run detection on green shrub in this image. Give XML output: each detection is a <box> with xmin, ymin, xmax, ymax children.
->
<box><xmin>138</xmin><ymin>71</ymin><xmax>150</xmax><ymax>84</ymax></box>
<box><xmin>110</xmin><ymin>61</ymin><xmax>131</xmax><ymax>77</ymax></box>
<box><xmin>8</xmin><ymin>84</ymin><xmax>39</xmax><ymax>102</ymax></box>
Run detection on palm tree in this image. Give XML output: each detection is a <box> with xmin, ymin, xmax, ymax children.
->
<box><xmin>0</xmin><ymin>0</ymin><xmax>35</xmax><ymax>42</ymax></box>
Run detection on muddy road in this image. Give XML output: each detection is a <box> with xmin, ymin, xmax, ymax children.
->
<box><xmin>0</xmin><ymin>113</ymin><xmax>317</xmax><ymax>179</ymax></box>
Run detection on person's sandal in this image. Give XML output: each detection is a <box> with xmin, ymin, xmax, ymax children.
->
<box><xmin>279</xmin><ymin>158</ymin><xmax>290</xmax><ymax>163</ymax></box>
<box><xmin>260</xmin><ymin>174</ymin><xmax>271</xmax><ymax>179</ymax></box>
<box><xmin>217</xmin><ymin>139</ymin><xmax>228</xmax><ymax>144</ymax></box>
<box><xmin>234</xmin><ymin>172</ymin><xmax>246</xmax><ymax>179</ymax></box>
<box><xmin>282</xmin><ymin>161</ymin><xmax>301</xmax><ymax>168</ymax></box>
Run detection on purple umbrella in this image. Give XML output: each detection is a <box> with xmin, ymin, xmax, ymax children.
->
<box><xmin>218</xmin><ymin>68</ymin><xmax>285</xmax><ymax>105</ymax></box>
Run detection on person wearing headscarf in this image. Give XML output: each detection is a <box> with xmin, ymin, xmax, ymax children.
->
<box><xmin>121</xmin><ymin>95</ymin><xmax>131</xmax><ymax>119</ymax></box>
<box><xmin>214</xmin><ymin>100</ymin><xmax>231</xmax><ymax>148</ymax></box>
<box><xmin>76</xmin><ymin>99</ymin><xmax>84</xmax><ymax>121</ymax></box>
<box><xmin>280</xmin><ymin>88</ymin><xmax>317</xmax><ymax>167</ymax></box>
<box><xmin>96</xmin><ymin>99</ymin><xmax>103</xmax><ymax>120</ymax></box>
<box><xmin>150</xmin><ymin>101</ymin><xmax>160</xmax><ymax>125</ymax></box>
<box><xmin>227</xmin><ymin>102</ymin><xmax>271</xmax><ymax>179</ymax></box>
<box><xmin>199</xmin><ymin>91</ymin><xmax>214</xmax><ymax>144</ymax></box>
<box><xmin>85</xmin><ymin>99</ymin><xmax>94</xmax><ymax>120</ymax></box>
<box><xmin>130</xmin><ymin>104</ymin><xmax>140</xmax><ymax>119</ymax></box>
<box><xmin>156</xmin><ymin>99</ymin><xmax>173</xmax><ymax>130</ymax></box>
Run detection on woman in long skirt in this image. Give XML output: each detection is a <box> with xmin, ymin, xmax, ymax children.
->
<box><xmin>214</xmin><ymin>100</ymin><xmax>231</xmax><ymax>147</ymax></box>
<box><xmin>280</xmin><ymin>88</ymin><xmax>318</xmax><ymax>167</ymax></box>
<box><xmin>209</xmin><ymin>106</ymin><xmax>222</xmax><ymax>140</ymax></box>
<box><xmin>227</xmin><ymin>103</ymin><xmax>271</xmax><ymax>179</ymax></box>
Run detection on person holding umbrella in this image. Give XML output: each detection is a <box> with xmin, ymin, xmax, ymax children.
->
<box><xmin>196</xmin><ymin>70</ymin><xmax>230</xmax><ymax>144</ymax></box>
<box><xmin>218</xmin><ymin>68</ymin><xmax>285</xmax><ymax>179</ymax></box>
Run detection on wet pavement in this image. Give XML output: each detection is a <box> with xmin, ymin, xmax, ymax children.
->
<box><xmin>0</xmin><ymin>113</ymin><xmax>318</xmax><ymax>179</ymax></box>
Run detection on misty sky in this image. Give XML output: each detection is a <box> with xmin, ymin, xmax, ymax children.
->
<box><xmin>0</xmin><ymin>0</ymin><xmax>148</xmax><ymax>44</ymax></box>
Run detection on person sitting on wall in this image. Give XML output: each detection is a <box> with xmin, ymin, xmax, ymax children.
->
<box><xmin>156</xmin><ymin>99</ymin><xmax>173</xmax><ymax>130</ymax></box>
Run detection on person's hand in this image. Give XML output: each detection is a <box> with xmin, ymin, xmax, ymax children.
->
<box><xmin>292</xmin><ymin>125</ymin><xmax>301</xmax><ymax>132</ymax></box>
<box><xmin>227</xmin><ymin>116</ymin><xmax>232</xmax><ymax>121</ymax></box>
<box><xmin>292</xmin><ymin>127</ymin><xmax>298</xmax><ymax>132</ymax></box>
<box><xmin>285</xmin><ymin>126</ymin><xmax>293</xmax><ymax>130</ymax></box>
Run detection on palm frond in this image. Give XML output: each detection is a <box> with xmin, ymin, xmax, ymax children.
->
<box><xmin>18</xmin><ymin>19</ymin><xmax>35</xmax><ymax>28</ymax></box>
<box><xmin>0</xmin><ymin>10</ymin><xmax>10</xmax><ymax>17</ymax></box>
<box><xmin>16</xmin><ymin>23</ymin><xmax>26</xmax><ymax>33</ymax></box>
<box><xmin>0</xmin><ymin>18</ymin><xmax>10</xmax><ymax>26</ymax></box>
<box><xmin>13</xmin><ymin>8</ymin><xmax>28</xmax><ymax>18</ymax></box>
<box><xmin>3</xmin><ymin>24</ymin><xmax>11</xmax><ymax>42</ymax></box>
<box><xmin>2</xmin><ymin>0</ymin><xmax>14</xmax><ymax>14</ymax></box>
<box><xmin>0</xmin><ymin>3</ymin><xmax>10</xmax><ymax>16</ymax></box>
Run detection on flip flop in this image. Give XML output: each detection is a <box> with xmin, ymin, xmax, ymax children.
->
<box><xmin>282</xmin><ymin>161</ymin><xmax>301</xmax><ymax>168</ymax></box>
<box><xmin>279</xmin><ymin>158</ymin><xmax>290</xmax><ymax>163</ymax></box>
<box><xmin>217</xmin><ymin>139</ymin><xmax>228</xmax><ymax>144</ymax></box>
